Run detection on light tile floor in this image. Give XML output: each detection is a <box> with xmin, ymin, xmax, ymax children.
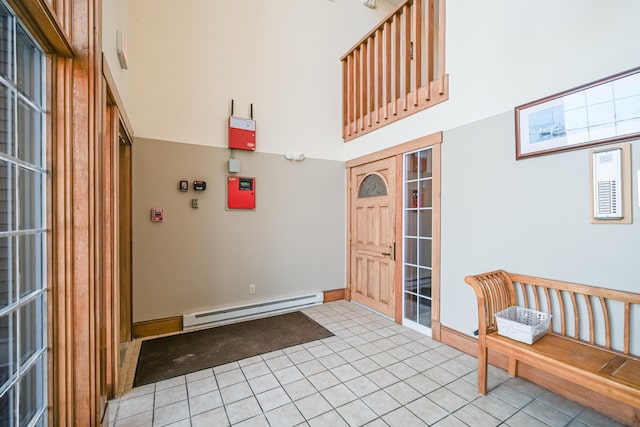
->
<box><xmin>108</xmin><ymin>301</ymin><xmax>624</xmax><ymax>427</ymax></box>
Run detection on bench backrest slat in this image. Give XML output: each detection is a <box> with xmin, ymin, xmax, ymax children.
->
<box><xmin>625</xmin><ymin>302</ymin><xmax>630</xmax><ymax>355</ymax></box>
<box><xmin>570</xmin><ymin>291</ymin><xmax>580</xmax><ymax>341</ymax></box>
<box><xmin>465</xmin><ymin>270</ymin><xmax>639</xmax><ymax>357</ymax></box>
<box><xmin>555</xmin><ymin>288</ymin><xmax>565</xmax><ymax>335</ymax></box>
<box><xmin>600</xmin><ymin>296</ymin><xmax>610</xmax><ymax>349</ymax></box>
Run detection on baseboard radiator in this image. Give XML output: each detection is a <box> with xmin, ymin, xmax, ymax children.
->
<box><xmin>183</xmin><ymin>292</ymin><xmax>323</xmax><ymax>330</ymax></box>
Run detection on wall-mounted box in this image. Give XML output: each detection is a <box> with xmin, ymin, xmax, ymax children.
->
<box><xmin>228</xmin><ymin>176</ymin><xmax>255</xmax><ymax>209</ymax></box>
<box><xmin>229</xmin><ymin>116</ymin><xmax>256</xmax><ymax>151</ymax></box>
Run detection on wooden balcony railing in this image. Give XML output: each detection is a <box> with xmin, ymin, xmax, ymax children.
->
<box><xmin>342</xmin><ymin>0</ymin><xmax>447</xmax><ymax>141</ymax></box>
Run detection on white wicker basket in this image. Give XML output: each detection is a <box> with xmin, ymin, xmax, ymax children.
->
<box><xmin>494</xmin><ymin>306</ymin><xmax>552</xmax><ymax>345</ymax></box>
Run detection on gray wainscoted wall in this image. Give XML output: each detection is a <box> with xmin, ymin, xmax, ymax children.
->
<box><xmin>440</xmin><ymin>112</ymin><xmax>640</xmax><ymax>347</ymax></box>
<box><xmin>132</xmin><ymin>138</ymin><xmax>346</xmax><ymax>322</ymax></box>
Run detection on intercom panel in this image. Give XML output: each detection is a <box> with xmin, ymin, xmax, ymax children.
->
<box><xmin>593</xmin><ymin>148</ymin><xmax>623</xmax><ymax>219</ymax></box>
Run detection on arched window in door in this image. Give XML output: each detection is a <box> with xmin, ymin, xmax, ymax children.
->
<box><xmin>358</xmin><ymin>174</ymin><xmax>388</xmax><ymax>198</ymax></box>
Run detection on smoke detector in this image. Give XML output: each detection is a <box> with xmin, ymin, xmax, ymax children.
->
<box><xmin>362</xmin><ymin>0</ymin><xmax>376</xmax><ymax>8</ymax></box>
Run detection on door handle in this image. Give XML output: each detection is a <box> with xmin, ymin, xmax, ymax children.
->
<box><xmin>382</xmin><ymin>244</ymin><xmax>395</xmax><ymax>260</ymax></box>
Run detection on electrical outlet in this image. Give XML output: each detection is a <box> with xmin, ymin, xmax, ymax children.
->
<box><xmin>249</xmin><ymin>284</ymin><xmax>256</xmax><ymax>294</ymax></box>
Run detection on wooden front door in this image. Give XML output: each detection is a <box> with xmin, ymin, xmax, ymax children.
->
<box><xmin>349</xmin><ymin>157</ymin><xmax>396</xmax><ymax>317</ymax></box>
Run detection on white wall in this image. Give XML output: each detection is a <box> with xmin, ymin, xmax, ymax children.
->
<box><xmin>126</xmin><ymin>0</ymin><xmax>394</xmax><ymax>161</ymax></box>
<box><xmin>345</xmin><ymin>0</ymin><xmax>640</xmax><ymax>159</ymax></box>
<box><xmin>102</xmin><ymin>0</ymin><xmax>133</xmax><ymax>115</ymax></box>
<box><xmin>441</xmin><ymin>113</ymin><xmax>640</xmax><ymax>343</ymax></box>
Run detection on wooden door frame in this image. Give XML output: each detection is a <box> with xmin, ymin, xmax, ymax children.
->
<box><xmin>102</xmin><ymin>57</ymin><xmax>134</xmax><ymax>398</ymax></box>
<box><xmin>346</xmin><ymin>131</ymin><xmax>442</xmax><ymax>339</ymax></box>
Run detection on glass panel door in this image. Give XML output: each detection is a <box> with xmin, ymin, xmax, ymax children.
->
<box><xmin>402</xmin><ymin>148</ymin><xmax>433</xmax><ymax>334</ymax></box>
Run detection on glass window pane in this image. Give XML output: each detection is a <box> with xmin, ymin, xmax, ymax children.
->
<box><xmin>404</xmin><ymin>265</ymin><xmax>417</xmax><ymax>293</ymax></box>
<box><xmin>419</xmin><ymin>239</ymin><xmax>432</xmax><ymax>268</ymax></box>
<box><xmin>16</xmin><ymin>27</ymin><xmax>42</xmax><ymax>106</ymax></box>
<box><xmin>0</xmin><ymin>384</ymin><xmax>16</xmax><ymax>427</ymax></box>
<box><xmin>406</xmin><ymin>181</ymin><xmax>418</xmax><ymax>208</ymax></box>
<box><xmin>19</xmin><ymin>354</ymin><xmax>44</xmax><ymax>427</ymax></box>
<box><xmin>418</xmin><ymin>297</ymin><xmax>432</xmax><ymax>327</ymax></box>
<box><xmin>404</xmin><ymin>292</ymin><xmax>417</xmax><ymax>322</ymax></box>
<box><xmin>418</xmin><ymin>209</ymin><xmax>432</xmax><ymax>238</ymax></box>
<box><xmin>405</xmin><ymin>209</ymin><xmax>417</xmax><ymax>236</ymax></box>
<box><xmin>17</xmin><ymin>99</ymin><xmax>42</xmax><ymax>166</ymax></box>
<box><xmin>358</xmin><ymin>174</ymin><xmax>387</xmax><ymax>198</ymax></box>
<box><xmin>405</xmin><ymin>152</ymin><xmax>418</xmax><ymax>180</ymax></box>
<box><xmin>419</xmin><ymin>180</ymin><xmax>432</xmax><ymax>208</ymax></box>
<box><xmin>19</xmin><ymin>294</ymin><xmax>43</xmax><ymax>365</ymax></box>
<box><xmin>0</xmin><ymin>4</ymin><xmax>12</xmax><ymax>81</ymax></box>
<box><xmin>18</xmin><ymin>167</ymin><xmax>43</xmax><ymax>230</ymax></box>
<box><xmin>19</xmin><ymin>234</ymin><xmax>43</xmax><ymax>297</ymax></box>
<box><xmin>0</xmin><ymin>160</ymin><xmax>14</xmax><ymax>232</ymax></box>
<box><xmin>0</xmin><ymin>310</ymin><xmax>17</xmax><ymax>388</ymax></box>
<box><xmin>418</xmin><ymin>268</ymin><xmax>432</xmax><ymax>298</ymax></box>
<box><xmin>1</xmin><ymin>85</ymin><xmax>13</xmax><ymax>156</ymax></box>
<box><xmin>419</xmin><ymin>149</ymin><xmax>432</xmax><ymax>179</ymax></box>
<box><xmin>0</xmin><ymin>236</ymin><xmax>15</xmax><ymax>308</ymax></box>
<box><xmin>405</xmin><ymin>237</ymin><xmax>417</xmax><ymax>265</ymax></box>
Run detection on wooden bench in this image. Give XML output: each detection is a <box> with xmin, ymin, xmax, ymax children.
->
<box><xmin>465</xmin><ymin>270</ymin><xmax>640</xmax><ymax>412</ymax></box>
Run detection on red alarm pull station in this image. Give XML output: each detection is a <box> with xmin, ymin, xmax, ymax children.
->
<box><xmin>229</xmin><ymin>116</ymin><xmax>256</xmax><ymax>151</ymax></box>
<box><xmin>227</xmin><ymin>176</ymin><xmax>255</xmax><ymax>209</ymax></box>
<box><xmin>151</xmin><ymin>207</ymin><xmax>164</xmax><ymax>222</ymax></box>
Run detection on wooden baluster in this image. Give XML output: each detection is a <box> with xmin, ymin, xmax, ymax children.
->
<box><xmin>355</xmin><ymin>47</ymin><xmax>361</xmax><ymax>132</ymax></box>
<box><xmin>349</xmin><ymin>53</ymin><xmax>356</xmax><ymax>135</ymax></box>
<box><xmin>342</xmin><ymin>58</ymin><xmax>349</xmax><ymax>138</ymax></box>
<box><xmin>403</xmin><ymin>3</ymin><xmax>411</xmax><ymax>111</ymax></box>
<box><xmin>393</xmin><ymin>11</ymin><xmax>401</xmax><ymax>115</ymax></box>
<box><xmin>384</xmin><ymin>19</ymin><xmax>391</xmax><ymax>120</ymax></box>
<box><xmin>369</xmin><ymin>35</ymin><xmax>375</xmax><ymax>126</ymax></box>
<box><xmin>425</xmin><ymin>0</ymin><xmax>434</xmax><ymax>101</ymax></box>
<box><xmin>413</xmin><ymin>0</ymin><xmax>422</xmax><ymax>105</ymax></box>
<box><xmin>437</xmin><ymin>0</ymin><xmax>446</xmax><ymax>94</ymax></box>
<box><xmin>376</xmin><ymin>27</ymin><xmax>383</xmax><ymax>123</ymax></box>
<box><xmin>599</xmin><ymin>296</ymin><xmax>611</xmax><ymax>349</ymax></box>
<box><xmin>362</xmin><ymin>40</ymin><xmax>368</xmax><ymax>129</ymax></box>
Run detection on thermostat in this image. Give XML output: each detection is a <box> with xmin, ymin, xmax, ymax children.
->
<box><xmin>193</xmin><ymin>181</ymin><xmax>207</xmax><ymax>191</ymax></box>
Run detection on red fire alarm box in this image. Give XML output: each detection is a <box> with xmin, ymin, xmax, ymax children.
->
<box><xmin>229</xmin><ymin>116</ymin><xmax>256</xmax><ymax>151</ymax></box>
<box><xmin>228</xmin><ymin>176</ymin><xmax>255</xmax><ymax>209</ymax></box>
<box><xmin>151</xmin><ymin>207</ymin><xmax>164</xmax><ymax>222</ymax></box>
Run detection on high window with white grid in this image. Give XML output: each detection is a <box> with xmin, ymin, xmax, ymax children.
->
<box><xmin>0</xmin><ymin>1</ymin><xmax>47</xmax><ymax>425</ymax></box>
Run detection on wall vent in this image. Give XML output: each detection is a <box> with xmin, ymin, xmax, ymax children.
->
<box><xmin>183</xmin><ymin>292</ymin><xmax>323</xmax><ymax>330</ymax></box>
